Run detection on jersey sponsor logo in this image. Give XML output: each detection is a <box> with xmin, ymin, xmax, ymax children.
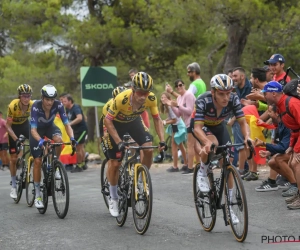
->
<box><xmin>122</xmin><ymin>95</ymin><xmax>128</xmax><ymax>105</ymax></box>
<box><xmin>11</xmin><ymin>148</ymin><xmax>16</xmax><ymax>153</ymax></box>
<box><xmin>107</xmin><ymin>110</ymin><xmax>115</xmax><ymax>115</ymax></box>
<box><xmin>85</xmin><ymin>83</ymin><xmax>114</xmax><ymax>90</ymax></box>
<box><xmin>14</xmin><ymin>103</ymin><xmax>17</xmax><ymax>111</ymax></box>
<box><xmin>37</xmin><ymin>114</ymin><xmax>56</xmax><ymax>123</ymax></box>
<box><xmin>8</xmin><ymin>108</ymin><xmax>12</xmax><ymax>116</ymax></box>
<box><xmin>32</xmin><ymin>107</ymin><xmax>39</xmax><ymax>112</ymax></box>
<box><xmin>113</xmin><ymin>100</ymin><xmax>117</xmax><ymax>110</ymax></box>
<box><xmin>33</xmin><ymin>146</ymin><xmax>40</xmax><ymax>151</ymax></box>
<box><xmin>148</xmin><ymin>95</ymin><xmax>156</xmax><ymax>101</ymax></box>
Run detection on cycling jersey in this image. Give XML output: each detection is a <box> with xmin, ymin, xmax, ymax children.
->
<box><xmin>194</xmin><ymin>91</ymin><xmax>244</xmax><ymax>126</ymax></box>
<box><xmin>7</xmin><ymin>99</ymin><xmax>34</xmax><ymax>124</ymax></box>
<box><xmin>102</xmin><ymin>98</ymin><xmax>113</xmax><ymax>118</ymax></box>
<box><xmin>30</xmin><ymin>100</ymin><xmax>69</xmax><ymax>128</ymax></box>
<box><xmin>105</xmin><ymin>89</ymin><xmax>159</xmax><ymax>123</ymax></box>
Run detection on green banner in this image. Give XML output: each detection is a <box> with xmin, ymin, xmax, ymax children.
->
<box><xmin>81</xmin><ymin>67</ymin><xmax>117</xmax><ymax>106</ymax></box>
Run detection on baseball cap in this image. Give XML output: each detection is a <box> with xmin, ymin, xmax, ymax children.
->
<box><xmin>264</xmin><ymin>54</ymin><xmax>285</xmax><ymax>65</ymax></box>
<box><xmin>261</xmin><ymin>81</ymin><xmax>283</xmax><ymax>93</ymax></box>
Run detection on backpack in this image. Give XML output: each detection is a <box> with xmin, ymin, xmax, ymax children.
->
<box><xmin>281</xmin><ymin>79</ymin><xmax>300</xmax><ymax>119</ymax></box>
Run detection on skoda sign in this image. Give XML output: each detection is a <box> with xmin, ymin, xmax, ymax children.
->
<box><xmin>81</xmin><ymin>67</ymin><xmax>117</xmax><ymax>106</ymax></box>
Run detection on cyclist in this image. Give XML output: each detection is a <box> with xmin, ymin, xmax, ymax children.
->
<box><xmin>104</xmin><ymin>72</ymin><xmax>165</xmax><ymax>217</ymax></box>
<box><xmin>192</xmin><ymin>74</ymin><xmax>250</xmax><ymax>224</ymax></box>
<box><xmin>30</xmin><ymin>84</ymin><xmax>76</xmax><ymax>208</ymax></box>
<box><xmin>5</xmin><ymin>84</ymin><xmax>34</xmax><ymax>199</ymax></box>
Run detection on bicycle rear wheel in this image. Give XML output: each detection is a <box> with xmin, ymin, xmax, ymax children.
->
<box><xmin>100</xmin><ymin>159</ymin><xmax>109</xmax><ymax>209</ymax></box>
<box><xmin>193</xmin><ymin>163</ymin><xmax>217</xmax><ymax>232</ymax></box>
<box><xmin>38</xmin><ymin>164</ymin><xmax>48</xmax><ymax>214</ymax></box>
<box><xmin>26</xmin><ymin>157</ymin><xmax>35</xmax><ymax>207</ymax></box>
<box><xmin>224</xmin><ymin>165</ymin><xmax>248</xmax><ymax>242</ymax></box>
<box><xmin>131</xmin><ymin>164</ymin><xmax>152</xmax><ymax>235</ymax></box>
<box><xmin>14</xmin><ymin>158</ymin><xmax>24</xmax><ymax>204</ymax></box>
<box><xmin>52</xmin><ymin>160</ymin><xmax>70</xmax><ymax>219</ymax></box>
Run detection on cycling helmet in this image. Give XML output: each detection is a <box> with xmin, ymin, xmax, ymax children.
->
<box><xmin>210</xmin><ymin>74</ymin><xmax>234</xmax><ymax>91</ymax></box>
<box><xmin>112</xmin><ymin>86</ymin><xmax>127</xmax><ymax>98</ymax></box>
<box><xmin>41</xmin><ymin>84</ymin><xmax>57</xmax><ymax>98</ymax></box>
<box><xmin>132</xmin><ymin>72</ymin><xmax>153</xmax><ymax>91</ymax></box>
<box><xmin>17</xmin><ymin>84</ymin><xmax>32</xmax><ymax>95</ymax></box>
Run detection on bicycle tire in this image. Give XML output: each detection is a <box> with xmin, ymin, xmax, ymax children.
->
<box><xmin>131</xmin><ymin>164</ymin><xmax>153</xmax><ymax>235</ymax></box>
<box><xmin>100</xmin><ymin>158</ymin><xmax>110</xmax><ymax>209</ymax></box>
<box><xmin>116</xmin><ymin>187</ymin><xmax>128</xmax><ymax>227</ymax></box>
<box><xmin>224</xmin><ymin>165</ymin><xmax>248</xmax><ymax>242</ymax></box>
<box><xmin>193</xmin><ymin>163</ymin><xmax>216</xmax><ymax>232</ymax></box>
<box><xmin>14</xmin><ymin>158</ymin><xmax>24</xmax><ymax>204</ymax></box>
<box><xmin>38</xmin><ymin>164</ymin><xmax>48</xmax><ymax>214</ymax></box>
<box><xmin>26</xmin><ymin>157</ymin><xmax>35</xmax><ymax>207</ymax></box>
<box><xmin>52</xmin><ymin>160</ymin><xmax>70</xmax><ymax>219</ymax></box>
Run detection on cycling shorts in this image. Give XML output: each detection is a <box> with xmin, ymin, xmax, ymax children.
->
<box><xmin>8</xmin><ymin>121</ymin><xmax>30</xmax><ymax>154</ymax></box>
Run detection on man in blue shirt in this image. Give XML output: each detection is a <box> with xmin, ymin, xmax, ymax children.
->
<box><xmin>228</xmin><ymin>67</ymin><xmax>252</xmax><ymax>175</ymax></box>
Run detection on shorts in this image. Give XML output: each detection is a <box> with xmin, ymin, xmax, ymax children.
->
<box><xmin>74</xmin><ymin>130</ymin><xmax>87</xmax><ymax>144</ymax></box>
<box><xmin>188</xmin><ymin>117</ymin><xmax>195</xmax><ymax>134</ymax></box>
<box><xmin>231</xmin><ymin>121</ymin><xmax>245</xmax><ymax>150</ymax></box>
<box><xmin>171</xmin><ymin>124</ymin><xmax>178</xmax><ymax>133</ymax></box>
<box><xmin>8</xmin><ymin>121</ymin><xmax>30</xmax><ymax>154</ymax></box>
<box><xmin>202</xmin><ymin>122</ymin><xmax>234</xmax><ymax>157</ymax></box>
<box><xmin>107</xmin><ymin>118</ymin><xmax>153</xmax><ymax>160</ymax></box>
<box><xmin>0</xmin><ymin>143</ymin><xmax>8</xmax><ymax>151</ymax></box>
<box><xmin>29</xmin><ymin>124</ymin><xmax>62</xmax><ymax>159</ymax></box>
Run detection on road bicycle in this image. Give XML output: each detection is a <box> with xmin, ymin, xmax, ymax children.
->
<box><xmin>193</xmin><ymin>140</ymin><xmax>254</xmax><ymax>242</ymax></box>
<box><xmin>37</xmin><ymin>140</ymin><xmax>75</xmax><ymax>219</ymax></box>
<box><xmin>101</xmin><ymin>134</ymin><xmax>164</xmax><ymax>235</ymax></box>
<box><xmin>12</xmin><ymin>135</ymin><xmax>34</xmax><ymax>205</ymax></box>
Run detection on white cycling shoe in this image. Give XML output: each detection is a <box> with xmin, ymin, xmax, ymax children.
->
<box><xmin>109</xmin><ymin>198</ymin><xmax>119</xmax><ymax>217</ymax></box>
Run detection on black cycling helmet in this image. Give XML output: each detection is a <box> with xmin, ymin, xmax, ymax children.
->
<box><xmin>17</xmin><ymin>84</ymin><xmax>32</xmax><ymax>95</ymax></box>
<box><xmin>132</xmin><ymin>72</ymin><xmax>153</xmax><ymax>91</ymax></box>
<box><xmin>41</xmin><ymin>84</ymin><xmax>57</xmax><ymax>98</ymax></box>
<box><xmin>112</xmin><ymin>86</ymin><xmax>127</xmax><ymax>98</ymax></box>
<box><xmin>210</xmin><ymin>74</ymin><xmax>234</xmax><ymax>91</ymax></box>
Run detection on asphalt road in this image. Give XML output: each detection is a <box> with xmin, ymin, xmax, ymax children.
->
<box><xmin>0</xmin><ymin>163</ymin><xmax>299</xmax><ymax>250</ymax></box>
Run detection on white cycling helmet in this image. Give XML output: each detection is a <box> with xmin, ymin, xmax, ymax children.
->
<box><xmin>210</xmin><ymin>74</ymin><xmax>234</xmax><ymax>91</ymax></box>
<box><xmin>41</xmin><ymin>84</ymin><xmax>57</xmax><ymax>98</ymax></box>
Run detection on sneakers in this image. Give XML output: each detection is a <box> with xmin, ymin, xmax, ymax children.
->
<box><xmin>285</xmin><ymin>194</ymin><xmax>299</xmax><ymax>204</ymax></box>
<box><xmin>244</xmin><ymin>172</ymin><xmax>258</xmax><ymax>181</ymax></box>
<box><xmin>166</xmin><ymin>166</ymin><xmax>179</xmax><ymax>172</ymax></box>
<box><xmin>34</xmin><ymin>197</ymin><xmax>44</xmax><ymax>208</ymax></box>
<box><xmin>230</xmin><ymin>209</ymin><xmax>239</xmax><ymax>225</ymax></box>
<box><xmin>241</xmin><ymin>171</ymin><xmax>251</xmax><ymax>180</ymax></box>
<box><xmin>180</xmin><ymin>165</ymin><xmax>188</xmax><ymax>172</ymax></box>
<box><xmin>181</xmin><ymin>168</ymin><xmax>194</xmax><ymax>175</ymax></box>
<box><xmin>82</xmin><ymin>164</ymin><xmax>88</xmax><ymax>170</ymax></box>
<box><xmin>239</xmin><ymin>169</ymin><xmax>249</xmax><ymax>176</ymax></box>
<box><xmin>71</xmin><ymin>166</ymin><xmax>83</xmax><ymax>173</ymax></box>
<box><xmin>255</xmin><ymin>179</ymin><xmax>278</xmax><ymax>192</ymax></box>
<box><xmin>55</xmin><ymin>169</ymin><xmax>61</xmax><ymax>180</ymax></box>
<box><xmin>108</xmin><ymin>198</ymin><xmax>119</xmax><ymax>217</ymax></box>
<box><xmin>282</xmin><ymin>186</ymin><xmax>298</xmax><ymax>197</ymax></box>
<box><xmin>276</xmin><ymin>176</ymin><xmax>290</xmax><ymax>189</ymax></box>
<box><xmin>197</xmin><ymin>175</ymin><xmax>210</xmax><ymax>193</ymax></box>
<box><xmin>10</xmin><ymin>187</ymin><xmax>17</xmax><ymax>199</ymax></box>
<box><xmin>287</xmin><ymin>195</ymin><xmax>300</xmax><ymax>210</ymax></box>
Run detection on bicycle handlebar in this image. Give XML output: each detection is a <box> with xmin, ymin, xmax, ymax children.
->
<box><xmin>43</xmin><ymin>140</ymin><xmax>76</xmax><ymax>156</ymax></box>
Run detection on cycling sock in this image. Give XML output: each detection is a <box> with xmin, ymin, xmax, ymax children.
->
<box><xmin>109</xmin><ymin>185</ymin><xmax>118</xmax><ymax>200</ymax></box>
<box><xmin>11</xmin><ymin>176</ymin><xmax>16</xmax><ymax>188</ymax></box>
<box><xmin>199</xmin><ymin>162</ymin><xmax>209</xmax><ymax>177</ymax></box>
<box><xmin>34</xmin><ymin>182</ymin><xmax>41</xmax><ymax>197</ymax></box>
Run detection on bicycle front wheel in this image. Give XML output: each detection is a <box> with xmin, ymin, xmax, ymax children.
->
<box><xmin>224</xmin><ymin>165</ymin><xmax>248</xmax><ymax>242</ymax></box>
<box><xmin>26</xmin><ymin>157</ymin><xmax>35</xmax><ymax>207</ymax></box>
<box><xmin>193</xmin><ymin>163</ymin><xmax>216</xmax><ymax>232</ymax></box>
<box><xmin>131</xmin><ymin>164</ymin><xmax>153</xmax><ymax>235</ymax></box>
<box><xmin>100</xmin><ymin>158</ymin><xmax>109</xmax><ymax>209</ymax></box>
<box><xmin>14</xmin><ymin>158</ymin><xmax>24</xmax><ymax>204</ymax></box>
<box><xmin>52</xmin><ymin>160</ymin><xmax>70</xmax><ymax>219</ymax></box>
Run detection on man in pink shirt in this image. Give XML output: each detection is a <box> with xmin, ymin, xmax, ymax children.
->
<box><xmin>166</xmin><ymin>79</ymin><xmax>200</xmax><ymax>174</ymax></box>
<box><xmin>0</xmin><ymin>111</ymin><xmax>9</xmax><ymax>170</ymax></box>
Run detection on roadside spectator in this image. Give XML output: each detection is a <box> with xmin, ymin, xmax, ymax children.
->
<box><xmin>160</xmin><ymin>92</ymin><xmax>188</xmax><ymax>172</ymax></box>
<box><xmin>263</xmin><ymin>65</ymin><xmax>274</xmax><ymax>82</ymax></box>
<box><xmin>62</xmin><ymin>95</ymin><xmax>88</xmax><ymax>173</ymax></box>
<box><xmin>0</xmin><ymin>111</ymin><xmax>9</xmax><ymax>170</ymax></box>
<box><xmin>264</xmin><ymin>54</ymin><xmax>291</xmax><ymax>83</ymax></box>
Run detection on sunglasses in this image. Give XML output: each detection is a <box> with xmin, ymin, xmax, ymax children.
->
<box><xmin>135</xmin><ymin>90</ymin><xmax>150</xmax><ymax>97</ymax></box>
<box><xmin>20</xmin><ymin>94</ymin><xmax>31</xmax><ymax>99</ymax></box>
<box><xmin>175</xmin><ymin>83</ymin><xmax>184</xmax><ymax>88</ymax></box>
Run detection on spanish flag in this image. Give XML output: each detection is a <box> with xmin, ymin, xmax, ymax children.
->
<box><xmin>54</xmin><ymin>114</ymin><xmax>77</xmax><ymax>164</ymax></box>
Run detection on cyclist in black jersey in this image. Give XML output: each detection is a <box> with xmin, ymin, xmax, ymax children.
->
<box><xmin>192</xmin><ymin>74</ymin><xmax>250</xmax><ymax>225</ymax></box>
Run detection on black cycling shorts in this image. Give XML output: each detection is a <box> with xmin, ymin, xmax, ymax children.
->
<box><xmin>171</xmin><ymin>124</ymin><xmax>178</xmax><ymax>133</ymax></box>
<box><xmin>107</xmin><ymin>118</ymin><xmax>153</xmax><ymax>160</ymax></box>
<box><xmin>8</xmin><ymin>121</ymin><xmax>30</xmax><ymax>154</ymax></box>
<box><xmin>29</xmin><ymin>124</ymin><xmax>62</xmax><ymax>159</ymax></box>
<box><xmin>202</xmin><ymin>122</ymin><xmax>234</xmax><ymax>157</ymax></box>
<box><xmin>0</xmin><ymin>143</ymin><xmax>8</xmax><ymax>151</ymax></box>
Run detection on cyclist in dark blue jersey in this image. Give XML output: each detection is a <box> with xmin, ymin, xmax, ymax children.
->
<box><xmin>192</xmin><ymin>74</ymin><xmax>250</xmax><ymax>225</ymax></box>
<box><xmin>30</xmin><ymin>85</ymin><xmax>77</xmax><ymax>209</ymax></box>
